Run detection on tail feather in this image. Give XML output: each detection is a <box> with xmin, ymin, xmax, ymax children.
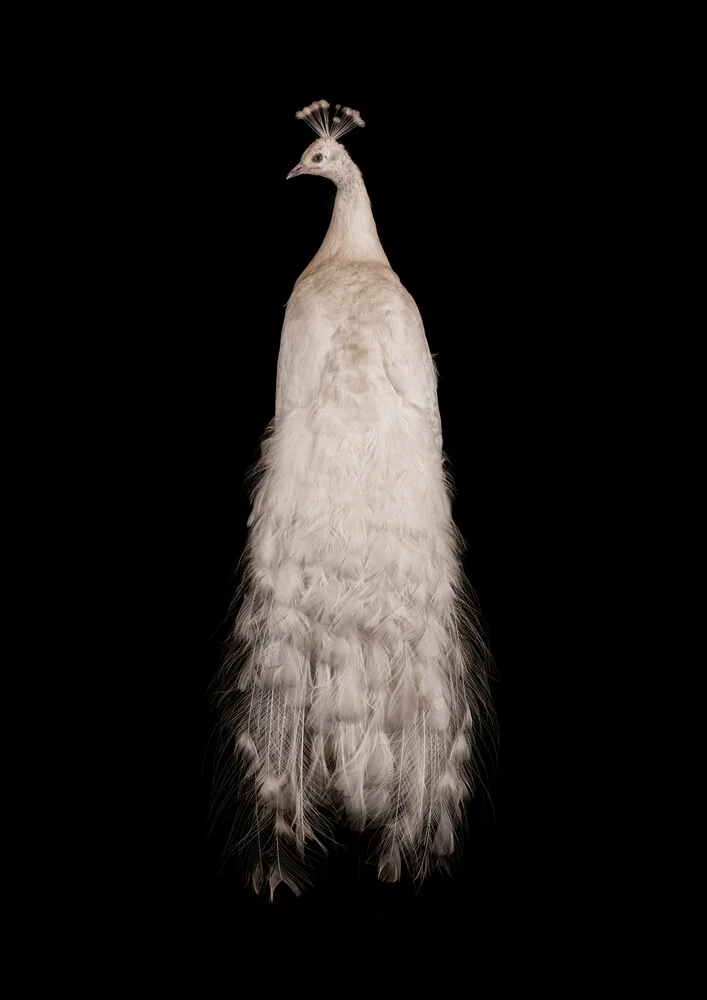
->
<box><xmin>213</xmin><ymin>390</ymin><xmax>493</xmax><ymax>896</ymax></box>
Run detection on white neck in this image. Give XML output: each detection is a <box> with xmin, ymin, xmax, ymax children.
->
<box><xmin>300</xmin><ymin>166</ymin><xmax>389</xmax><ymax>277</ymax></box>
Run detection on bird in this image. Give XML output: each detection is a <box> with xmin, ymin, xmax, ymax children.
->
<box><xmin>214</xmin><ymin>100</ymin><xmax>493</xmax><ymax>899</ymax></box>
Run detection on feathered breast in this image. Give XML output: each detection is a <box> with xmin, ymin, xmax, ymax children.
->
<box><xmin>275</xmin><ymin>261</ymin><xmax>440</xmax><ymax>446</ymax></box>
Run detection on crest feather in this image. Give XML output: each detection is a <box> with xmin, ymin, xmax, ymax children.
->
<box><xmin>294</xmin><ymin>100</ymin><xmax>365</xmax><ymax>140</ymax></box>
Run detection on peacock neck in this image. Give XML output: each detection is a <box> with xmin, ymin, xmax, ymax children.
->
<box><xmin>302</xmin><ymin>168</ymin><xmax>389</xmax><ymax>275</ymax></box>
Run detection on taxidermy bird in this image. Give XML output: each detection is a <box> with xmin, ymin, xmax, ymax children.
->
<box><xmin>215</xmin><ymin>101</ymin><xmax>492</xmax><ymax>898</ymax></box>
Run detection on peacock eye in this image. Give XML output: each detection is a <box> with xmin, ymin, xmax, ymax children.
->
<box><xmin>312</xmin><ymin>153</ymin><xmax>323</xmax><ymax>163</ymax></box>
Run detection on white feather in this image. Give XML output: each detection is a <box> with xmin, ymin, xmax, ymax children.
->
<box><xmin>214</xmin><ymin>105</ymin><xmax>493</xmax><ymax>897</ymax></box>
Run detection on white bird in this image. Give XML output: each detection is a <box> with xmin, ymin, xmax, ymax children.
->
<box><xmin>215</xmin><ymin>101</ymin><xmax>493</xmax><ymax>898</ymax></box>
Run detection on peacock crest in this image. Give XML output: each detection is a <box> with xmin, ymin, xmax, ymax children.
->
<box><xmin>295</xmin><ymin>100</ymin><xmax>365</xmax><ymax>141</ymax></box>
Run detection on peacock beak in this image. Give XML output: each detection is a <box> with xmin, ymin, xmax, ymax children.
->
<box><xmin>286</xmin><ymin>164</ymin><xmax>305</xmax><ymax>180</ymax></box>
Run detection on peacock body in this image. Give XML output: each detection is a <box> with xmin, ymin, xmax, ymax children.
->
<box><xmin>217</xmin><ymin>102</ymin><xmax>492</xmax><ymax>897</ymax></box>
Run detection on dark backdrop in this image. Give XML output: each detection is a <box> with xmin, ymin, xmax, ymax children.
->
<box><xmin>108</xmin><ymin>69</ymin><xmax>603</xmax><ymax>965</ymax></box>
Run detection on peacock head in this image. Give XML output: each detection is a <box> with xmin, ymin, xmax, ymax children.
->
<box><xmin>286</xmin><ymin>101</ymin><xmax>364</xmax><ymax>185</ymax></box>
<box><xmin>286</xmin><ymin>137</ymin><xmax>351</xmax><ymax>182</ymax></box>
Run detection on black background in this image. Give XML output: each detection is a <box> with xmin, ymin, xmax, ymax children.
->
<box><xmin>93</xmin><ymin>53</ymin><xmax>611</xmax><ymax>969</ymax></box>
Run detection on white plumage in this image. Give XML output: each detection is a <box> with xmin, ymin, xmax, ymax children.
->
<box><xmin>216</xmin><ymin>101</ymin><xmax>492</xmax><ymax>897</ymax></box>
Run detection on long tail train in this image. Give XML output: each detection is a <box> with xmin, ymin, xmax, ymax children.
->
<box><xmin>212</xmin><ymin>394</ymin><xmax>494</xmax><ymax>898</ymax></box>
